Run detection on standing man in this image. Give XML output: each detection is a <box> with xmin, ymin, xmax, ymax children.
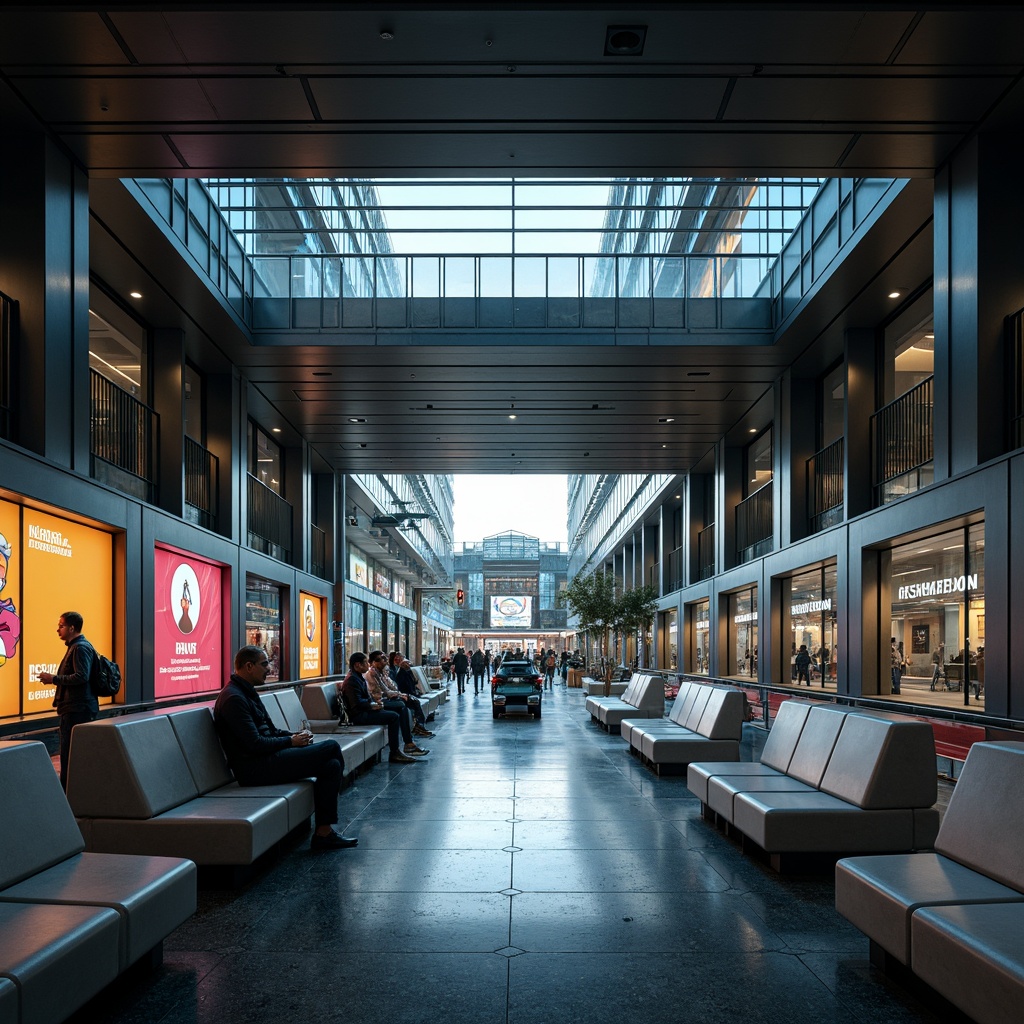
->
<box><xmin>890</xmin><ymin>637</ymin><xmax>903</xmax><ymax>695</ymax></box>
<box><xmin>930</xmin><ymin>643</ymin><xmax>945</xmax><ymax>691</ymax></box>
<box><xmin>470</xmin><ymin>647</ymin><xmax>486</xmax><ymax>694</ymax></box>
<box><xmin>214</xmin><ymin>644</ymin><xmax>357</xmax><ymax>850</ymax></box>
<box><xmin>38</xmin><ymin>611</ymin><xmax>97</xmax><ymax>790</ymax></box>
<box><xmin>452</xmin><ymin>647</ymin><xmax>469</xmax><ymax>695</ymax></box>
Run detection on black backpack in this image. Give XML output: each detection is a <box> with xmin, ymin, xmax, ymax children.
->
<box><xmin>91</xmin><ymin>650</ymin><xmax>122</xmax><ymax>697</ymax></box>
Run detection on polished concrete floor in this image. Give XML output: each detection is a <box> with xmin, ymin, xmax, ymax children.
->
<box><xmin>69</xmin><ymin>684</ymin><xmax>946</xmax><ymax>1024</ymax></box>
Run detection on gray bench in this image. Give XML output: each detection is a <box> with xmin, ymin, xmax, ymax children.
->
<box><xmin>67</xmin><ymin>706</ymin><xmax>315</xmax><ymax>866</ymax></box>
<box><xmin>689</xmin><ymin>701</ymin><xmax>939</xmax><ymax>870</ymax></box>
<box><xmin>269</xmin><ymin>685</ymin><xmax>387</xmax><ymax>769</ymax></box>
<box><xmin>622</xmin><ymin>680</ymin><xmax>745</xmax><ymax>774</ymax></box>
<box><xmin>581</xmin><ymin>675</ymin><xmax>629</xmax><ymax>697</ymax></box>
<box><xmin>0</xmin><ymin>740</ymin><xmax>196</xmax><ymax>1024</ymax></box>
<box><xmin>411</xmin><ymin>665</ymin><xmax>448</xmax><ymax>709</ymax></box>
<box><xmin>836</xmin><ymin>741</ymin><xmax>1024</xmax><ymax>1024</ymax></box>
<box><xmin>585</xmin><ymin>674</ymin><xmax>664</xmax><ymax>733</ymax></box>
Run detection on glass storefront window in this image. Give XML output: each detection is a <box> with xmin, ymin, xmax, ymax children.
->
<box><xmin>248</xmin><ymin>421</ymin><xmax>283</xmax><ymax>495</ymax></box>
<box><xmin>367</xmin><ymin>605</ymin><xmax>383</xmax><ymax>654</ymax></box>
<box><xmin>729</xmin><ymin>587</ymin><xmax>758</xmax><ymax>677</ymax></box>
<box><xmin>246</xmin><ymin>575</ymin><xmax>283</xmax><ymax>682</ymax></box>
<box><xmin>887</xmin><ymin>522</ymin><xmax>984</xmax><ymax>706</ymax></box>
<box><xmin>787</xmin><ymin>564</ymin><xmax>838</xmax><ymax>689</ymax></box>
<box><xmin>688</xmin><ymin>600</ymin><xmax>710</xmax><ymax>675</ymax></box>
<box><xmin>661</xmin><ymin>609</ymin><xmax>677</xmax><ymax>670</ymax></box>
<box><xmin>345</xmin><ymin>598</ymin><xmax>364</xmax><ymax>658</ymax></box>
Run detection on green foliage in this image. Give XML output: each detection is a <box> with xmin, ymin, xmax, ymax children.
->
<box><xmin>561</xmin><ymin>565</ymin><xmax>617</xmax><ymax>635</ymax></box>
<box><xmin>615</xmin><ymin>583</ymin><xmax>659</xmax><ymax>635</ymax></box>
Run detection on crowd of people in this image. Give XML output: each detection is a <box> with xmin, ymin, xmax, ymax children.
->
<box><xmin>440</xmin><ymin>645</ymin><xmax>583</xmax><ymax>693</ymax></box>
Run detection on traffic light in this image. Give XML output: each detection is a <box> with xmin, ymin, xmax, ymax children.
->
<box><xmin>456</xmin><ymin>588</ymin><xmax>465</xmax><ymax>606</ymax></box>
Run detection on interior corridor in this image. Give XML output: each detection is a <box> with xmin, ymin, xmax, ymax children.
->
<box><xmin>69</xmin><ymin>686</ymin><xmax>943</xmax><ymax>1024</ymax></box>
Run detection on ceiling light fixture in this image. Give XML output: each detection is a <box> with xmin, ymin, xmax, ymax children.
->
<box><xmin>348</xmin><ymin>417</ymin><xmax>366</xmax><ymax>423</ymax></box>
<box><xmin>888</xmin><ymin>290</ymin><xmax>902</xmax><ymax>299</ymax></box>
<box><xmin>604</xmin><ymin>25</ymin><xmax>647</xmax><ymax>56</ymax></box>
<box><xmin>129</xmin><ymin>291</ymin><xmax>142</xmax><ymax>299</ymax></box>
<box><xmin>509</xmin><ymin>414</ymin><xmax>517</xmax><ymax>420</ymax></box>
<box><xmin>659</xmin><ymin>417</ymin><xmax>675</xmax><ymax>423</ymax></box>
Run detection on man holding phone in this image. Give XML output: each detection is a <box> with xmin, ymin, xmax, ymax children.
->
<box><xmin>214</xmin><ymin>644</ymin><xmax>357</xmax><ymax>850</ymax></box>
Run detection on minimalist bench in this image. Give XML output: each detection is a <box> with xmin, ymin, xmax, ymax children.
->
<box><xmin>581</xmin><ymin>675</ymin><xmax>629</xmax><ymax>697</ymax></box>
<box><xmin>0</xmin><ymin>740</ymin><xmax>196</xmax><ymax>1024</ymax></box>
<box><xmin>268</xmin><ymin>685</ymin><xmax>386</xmax><ymax>771</ymax></box>
<box><xmin>67</xmin><ymin>707</ymin><xmax>315</xmax><ymax>866</ymax></box>
<box><xmin>836</xmin><ymin>740</ymin><xmax>1024</xmax><ymax>1024</ymax></box>
<box><xmin>585</xmin><ymin>674</ymin><xmax>665</xmax><ymax>733</ymax></box>
<box><xmin>622</xmin><ymin>680</ymin><xmax>745</xmax><ymax>774</ymax></box>
<box><xmin>411</xmin><ymin>665</ymin><xmax>447</xmax><ymax>709</ymax></box>
<box><xmin>689</xmin><ymin>701</ymin><xmax>939</xmax><ymax>870</ymax></box>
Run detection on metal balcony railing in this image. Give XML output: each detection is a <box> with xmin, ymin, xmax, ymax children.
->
<box><xmin>90</xmin><ymin>370</ymin><xmax>158</xmax><ymax>503</ymax></box>
<box><xmin>697</xmin><ymin>523</ymin><xmax>716</xmax><ymax>581</ymax></box>
<box><xmin>184</xmin><ymin>436</ymin><xmax>218</xmax><ymax>530</ymax></box>
<box><xmin>311</xmin><ymin>523</ymin><xmax>328</xmax><ymax>580</ymax></box>
<box><xmin>736</xmin><ymin>482</ymin><xmax>774</xmax><ymax>563</ymax></box>
<box><xmin>871</xmin><ymin>376</ymin><xmax>934</xmax><ymax>503</ymax></box>
<box><xmin>807</xmin><ymin>437</ymin><xmax>844</xmax><ymax>533</ymax></box>
<box><xmin>247</xmin><ymin>473</ymin><xmax>293</xmax><ymax>561</ymax></box>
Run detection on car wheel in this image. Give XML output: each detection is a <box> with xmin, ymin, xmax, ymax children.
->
<box><xmin>492</xmin><ymin>706</ymin><xmax>501</xmax><ymax>718</ymax></box>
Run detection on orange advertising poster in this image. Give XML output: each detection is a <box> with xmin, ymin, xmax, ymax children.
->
<box><xmin>299</xmin><ymin>592</ymin><xmax>325</xmax><ymax>679</ymax></box>
<box><xmin>0</xmin><ymin>499</ymin><xmax>23</xmax><ymax>717</ymax></box>
<box><xmin>21</xmin><ymin>509</ymin><xmax>114</xmax><ymax>715</ymax></box>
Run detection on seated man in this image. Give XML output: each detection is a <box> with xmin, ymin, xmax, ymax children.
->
<box><xmin>367</xmin><ymin>650</ymin><xmax>429</xmax><ymax>754</ymax></box>
<box><xmin>214</xmin><ymin>644</ymin><xmax>357</xmax><ymax>850</ymax></box>
<box><xmin>341</xmin><ymin>652</ymin><xmax>421</xmax><ymax>763</ymax></box>
<box><xmin>393</xmin><ymin>654</ymin><xmax>434</xmax><ymax>737</ymax></box>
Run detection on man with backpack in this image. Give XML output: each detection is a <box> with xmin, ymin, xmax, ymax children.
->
<box><xmin>470</xmin><ymin>647</ymin><xmax>486</xmax><ymax>693</ymax></box>
<box><xmin>38</xmin><ymin>610</ymin><xmax>97</xmax><ymax>790</ymax></box>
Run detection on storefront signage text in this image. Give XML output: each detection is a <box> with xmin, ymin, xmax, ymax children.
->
<box><xmin>897</xmin><ymin>574</ymin><xmax>978</xmax><ymax>601</ymax></box>
<box><xmin>733</xmin><ymin>612</ymin><xmax>757</xmax><ymax>624</ymax></box>
<box><xmin>791</xmin><ymin>599</ymin><xmax>833</xmax><ymax>616</ymax></box>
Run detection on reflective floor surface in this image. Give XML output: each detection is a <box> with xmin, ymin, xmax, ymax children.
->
<box><xmin>69</xmin><ymin>685</ymin><xmax>945</xmax><ymax>1024</ymax></box>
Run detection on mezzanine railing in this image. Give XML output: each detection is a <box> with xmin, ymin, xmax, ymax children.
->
<box><xmin>90</xmin><ymin>370</ymin><xmax>158</xmax><ymax>503</ymax></box>
<box><xmin>807</xmin><ymin>437</ymin><xmax>844</xmax><ymax>533</ymax></box>
<box><xmin>184</xmin><ymin>436</ymin><xmax>218</xmax><ymax>530</ymax></box>
<box><xmin>247</xmin><ymin>473</ymin><xmax>292</xmax><ymax>561</ymax></box>
<box><xmin>697</xmin><ymin>523</ymin><xmax>716</xmax><ymax>581</ymax></box>
<box><xmin>736</xmin><ymin>482</ymin><xmax>774</xmax><ymax>563</ymax></box>
<box><xmin>871</xmin><ymin>376</ymin><xmax>934</xmax><ymax>504</ymax></box>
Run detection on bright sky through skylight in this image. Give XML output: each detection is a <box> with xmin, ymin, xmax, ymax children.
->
<box><xmin>452</xmin><ymin>474</ymin><xmax>568</xmax><ymax>543</ymax></box>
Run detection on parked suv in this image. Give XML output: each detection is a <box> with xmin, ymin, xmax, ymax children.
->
<box><xmin>490</xmin><ymin>659</ymin><xmax>543</xmax><ymax>719</ymax></box>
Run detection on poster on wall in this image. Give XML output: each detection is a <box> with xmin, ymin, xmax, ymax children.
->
<box><xmin>0</xmin><ymin>500</ymin><xmax>23</xmax><ymax>718</ymax></box>
<box><xmin>490</xmin><ymin>595</ymin><xmax>532</xmax><ymax>628</ymax></box>
<box><xmin>374</xmin><ymin>570</ymin><xmax>391</xmax><ymax>599</ymax></box>
<box><xmin>154</xmin><ymin>546</ymin><xmax>224</xmax><ymax>698</ymax></box>
<box><xmin>912</xmin><ymin>625</ymin><xmax>929</xmax><ymax>654</ymax></box>
<box><xmin>299</xmin><ymin>592</ymin><xmax>325</xmax><ymax>679</ymax></box>
<box><xmin>21</xmin><ymin>508</ymin><xmax>114</xmax><ymax>714</ymax></box>
<box><xmin>350</xmin><ymin>552</ymin><xmax>368</xmax><ymax>588</ymax></box>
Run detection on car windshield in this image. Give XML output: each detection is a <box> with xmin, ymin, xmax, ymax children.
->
<box><xmin>497</xmin><ymin>662</ymin><xmax>535</xmax><ymax>676</ymax></box>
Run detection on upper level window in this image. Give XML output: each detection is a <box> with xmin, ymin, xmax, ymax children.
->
<box><xmin>88</xmin><ymin>296</ymin><xmax>148</xmax><ymax>403</ymax></box>
<box><xmin>249</xmin><ymin>420</ymin><xmax>282</xmax><ymax>495</ymax></box>
<box><xmin>820</xmin><ymin>361</ymin><xmax>845</xmax><ymax>449</ymax></box>
<box><xmin>882</xmin><ymin>289</ymin><xmax>933</xmax><ymax>406</ymax></box>
<box><xmin>184</xmin><ymin>362</ymin><xmax>205</xmax><ymax>443</ymax></box>
<box><xmin>746</xmin><ymin>427</ymin><xmax>773</xmax><ymax>495</ymax></box>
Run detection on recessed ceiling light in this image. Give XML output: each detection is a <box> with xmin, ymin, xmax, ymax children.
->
<box><xmin>674</xmin><ymin>494</ymin><xmax>681</xmax><ymax>499</ymax></box>
<box><xmin>749</xmin><ymin>428</ymin><xmax>757</xmax><ymax>433</ymax></box>
<box><xmin>129</xmin><ymin>291</ymin><xmax>142</xmax><ymax>299</ymax></box>
<box><xmin>348</xmin><ymin>417</ymin><xmax>366</xmax><ymax>423</ymax></box>
<box><xmin>659</xmin><ymin>417</ymin><xmax>675</xmax><ymax>423</ymax></box>
<box><xmin>272</xmin><ymin>427</ymin><xmax>282</xmax><ymax>433</ymax></box>
<box><xmin>888</xmin><ymin>291</ymin><xmax>901</xmax><ymax>299</ymax></box>
<box><xmin>662</xmin><ymin>444</ymin><xmax>667</xmax><ymax>448</ymax></box>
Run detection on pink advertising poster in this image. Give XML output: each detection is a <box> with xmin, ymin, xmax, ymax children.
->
<box><xmin>154</xmin><ymin>546</ymin><xmax>224</xmax><ymax>698</ymax></box>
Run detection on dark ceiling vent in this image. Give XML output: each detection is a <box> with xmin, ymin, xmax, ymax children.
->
<box><xmin>604</xmin><ymin>25</ymin><xmax>647</xmax><ymax>57</ymax></box>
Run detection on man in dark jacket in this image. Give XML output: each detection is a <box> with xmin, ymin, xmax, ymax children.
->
<box><xmin>214</xmin><ymin>644</ymin><xmax>357</xmax><ymax>850</ymax></box>
<box><xmin>38</xmin><ymin>610</ymin><xmax>97</xmax><ymax>790</ymax></box>
<box><xmin>470</xmin><ymin>647</ymin><xmax>486</xmax><ymax>693</ymax></box>
<box><xmin>341</xmin><ymin>652</ymin><xmax>418</xmax><ymax>763</ymax></box>
<box><xmin>452</xmin><ymin>647</ymin><xmax>469</xmax><ymax>695</ymax></box>
<box><xmin>394</xmin><ymin>656</ymin><xmax>434</xmax><ymax>736</ymax></box>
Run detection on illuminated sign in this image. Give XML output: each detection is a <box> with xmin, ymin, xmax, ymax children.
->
<box><xmin>350</xmin><ymin>552</ymin><xmax>368</xmax><ymax>588</ymax></box>
<box><xmin>299</xmin><ymin>592</ymin><xmax>325</xmax><ymax>679</ymax></box>
<box><xmin>0</xmin><ymin>500</ymin><xmax>22</xmax><ymax>717</ymax></box>
<box><xmin>896</xmin><ymin>574</ymin><xmax>978</xmax><ymax>602</ymax></box>
<box><xmin>154</xmin><ymin>546</ymin><xmax>224</xmax><ymax>698</ymax></box>
<box><xmin>791</xmin><ymin>599</ymin><xmax>833</xmax><ymax>616</ymax></box>
<box><xmin>490</xmin><ymin>595</ymin><xmax>532</xmax><ymax>628</ymax></box>
<box><xmin>21</xmin><ymin>509</ymin><xmax>114</xmax><ymax>714</ymax></box>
